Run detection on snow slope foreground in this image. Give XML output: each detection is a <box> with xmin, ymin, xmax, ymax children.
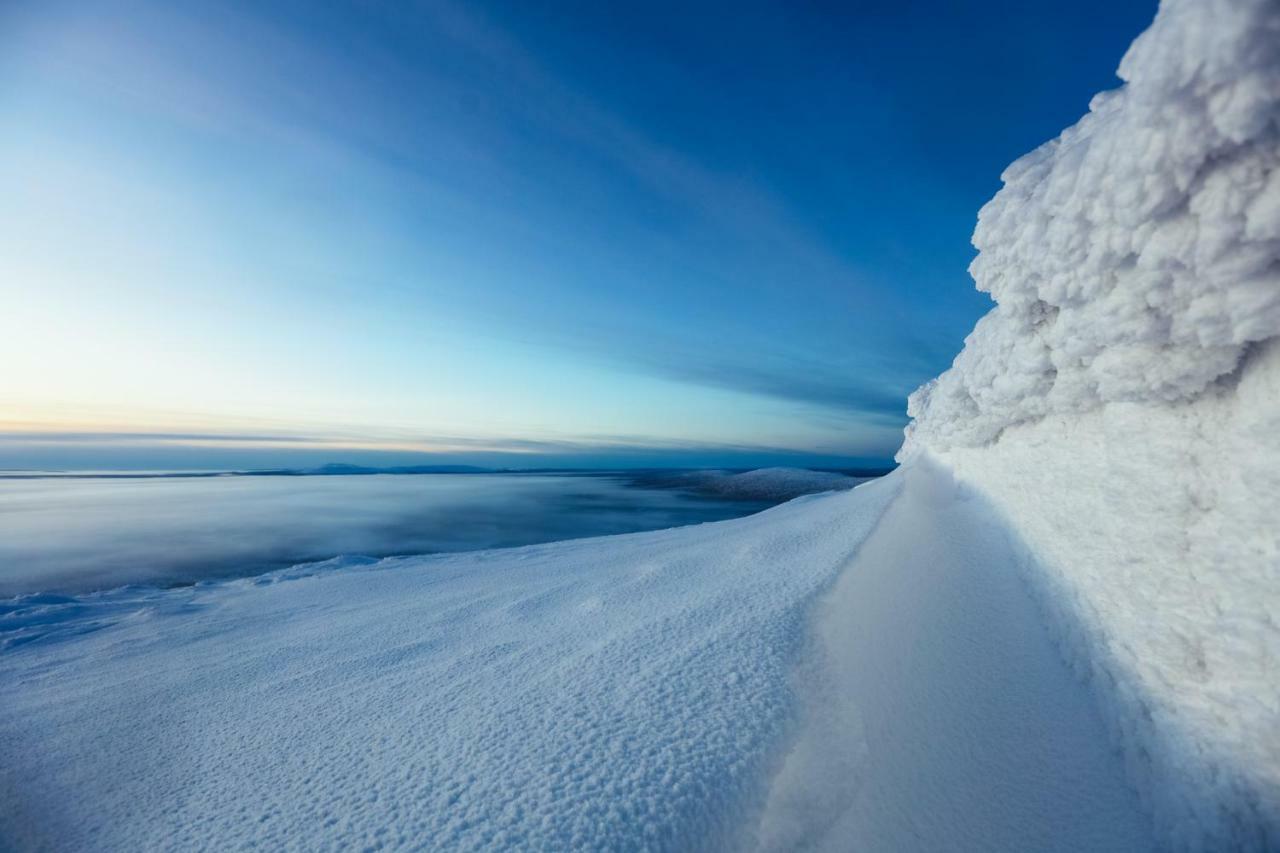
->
<box><xmin>902</xmin><ymin>0</ymin><xmax>1280</xmax><ymax>847</ymax></box>
<box><xmin>1</xmin><ymin>468</ymin><xmax>1167</xmax><ymax>852</ymax></box>
<box><xmin>0</xmin><ymin>478</ymin><xmax>899</xmax><ymax>851</ymax></box>
<box><xmin>753</xmin><ymin>460</ymin><xmax>1154</xmax><ymax>852</ymax></box>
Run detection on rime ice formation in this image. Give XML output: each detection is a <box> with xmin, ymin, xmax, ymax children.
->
<box><xmin>0</xmin><ymin>470</ymin><xmax>1163</xmax><ymax>852</ymax></box>
<box><xmin>901</xmin><ymin>0</ymin><xmax>1280</xmax><ymax>848</ymax></box>
<box><xmin>902</xmin><ymin>0</ymin><xmax>1280</xmax><ymax>455</ymax></box>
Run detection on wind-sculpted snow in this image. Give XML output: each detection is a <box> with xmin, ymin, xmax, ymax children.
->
<box><xmin>933</xmin><ymin>344</ymin><xmax>1280</xmax><ymax>851</ymax></box>
<box><xmin>900</xmin><ymin>0</ymin><xmax>1280</xmax><ymax>848</ymax></box>
<box><xmin>902</xmin><ymin>0</ymin><xmax>1280</xmax><ymax>455</ymax></box>
<box><xmin>755</xmin><ymin>460</ymin><xmax>1155</xmax><ymax>852</ymax></box>
<box><xmin>0</xmin><ymin>478</ymin><xmax>898</xmax><ymax>851</ymax></box>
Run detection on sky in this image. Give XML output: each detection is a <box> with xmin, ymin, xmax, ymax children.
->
<box><xmin>0</xmin><ymin>0</ymin><xmax>1157</xmax><ymax>469</ymax></box>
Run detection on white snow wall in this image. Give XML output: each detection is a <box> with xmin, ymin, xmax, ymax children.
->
<box><xmin>899</xmin><ymin>0</ymin><xmax>1280</xmax><ymax>849</ymax></box>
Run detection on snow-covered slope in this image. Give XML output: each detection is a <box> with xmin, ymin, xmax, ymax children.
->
<box><xmin>754</xmin><ymin>460</ymin><xmax>1154</xmax><ymax>852</ymax></box>
<box><xmin>0</xmin><ymin>467</ymin><xmax>1166</xmax><ymax>852</ymax></box>
<box><xmin>0</xmin><ymin>478</ymin><xmax>899</xmax><ymax>851</ymax></box>
<box><xmin>901</xmin><ymin>0</ymin><xmax>1280</xmax><ymax>847</ymax></box>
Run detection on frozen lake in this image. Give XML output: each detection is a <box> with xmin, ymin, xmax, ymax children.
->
<box><xmin>0</xmin><ymin>471</ymin><xmax>788</xmax><ymax>596</ymax></box>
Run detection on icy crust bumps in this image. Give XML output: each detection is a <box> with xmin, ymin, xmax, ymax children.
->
<box><xmin>902</xmin><ymin>0</ymin><xmax>1280</xmax><ymax>456</ymax></box>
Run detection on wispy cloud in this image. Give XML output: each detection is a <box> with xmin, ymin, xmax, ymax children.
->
<box><xmin>3</xmin><ymin>0</ymin><xmax>987</xmax><ymax>460</ymax></box>
<box><xmin>0</xmin><ymin>425</ymin><xmax>897</xmax><ymax>472</ymax></box>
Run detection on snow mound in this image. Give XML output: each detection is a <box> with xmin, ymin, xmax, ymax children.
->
<box><xmin>903</xmin><ymin>0</ymin><xmax>1280</xmax><ymax>455</ymax></box>
<box><xmin>0</xmin><ymin>478</ymin><xmax>899</xmax><ymax>851</ymax></box>
<box><xmin>900</xmin><ymin>0</ymin><xmax>1280</xmax><ymax>847</ymax></box>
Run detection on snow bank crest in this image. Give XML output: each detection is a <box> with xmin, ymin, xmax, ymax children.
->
<box><xmin>902</xmin><ymin>0</ymin><xmax>1280</xmax><ymax>456</ymax></box>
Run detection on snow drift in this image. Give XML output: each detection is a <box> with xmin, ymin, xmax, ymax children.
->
<box><xmin>0</xmin><ymin>480</ymin><xmax>900</xmax><ymax>851</ymax></box>
<box><xmin>901</xmin><ymin>0</ymin><xmax>1280</xmax><ymax>847</ymax></box>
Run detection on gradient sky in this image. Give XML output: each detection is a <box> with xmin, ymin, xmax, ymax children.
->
<box><xmin>0</xmin><ymin>0</ymin><xmax>1156</xmax><ymax>469</ymax></box>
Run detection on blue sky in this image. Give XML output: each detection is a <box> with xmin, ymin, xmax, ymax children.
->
<box><xmin>0</xmin><ymin>0</ymin><xmax>1156</xmax><ymax>469</ymax></box>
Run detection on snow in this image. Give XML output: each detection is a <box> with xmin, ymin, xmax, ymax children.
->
<box><xmin>754</xmin><ymin>459</ymin><xmax>1154</xmax><ymax>852</ymax></box>
<box><xmin>902</xmin><ymin>0</ymin><xmax>1280</xmax><ymax>456</ymax></box>
<box><xmin>0</xmin><ymin>466</ymin><xmax>1168</xmax><ymax>852</ymax></box>
<box><xmin>2</xmin><ymin>0</ymin><xmax>1275</xmax><ymax>848</ymax></box>
<box><xmin>917</xmin><ymin>343</ymin><xmax>1280</xmax><ymax>850</ymax></box>
<box><xmin>0</xmin><ymin>477</ymin><xmax>900</xmax><ymax>851</ymax></box>
<box><xmin>899</xmin><ymin>0</ymin><xmax>1280</xmax><ymax>847</ymax></box>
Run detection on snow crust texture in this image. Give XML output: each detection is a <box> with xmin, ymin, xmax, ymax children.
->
<box><xmin>903</xmin><ymin>0</ymin><xmax>1280</xmax><ymax>454</ymax></box>
<box><xmin>901</xmin><ymin>0</ymin><xmax>1280</xmax><ymax>848</ymax></box>
<box><xmin>0</xmin><ymin>479</ymin><xmax>898</xmax><ymax>852</ymax></box>
<box><xmin>932</xmin><ymin>345</ymin><xmax>1280</xmax><ymax>852</ymax></box>
<box><xmin>753</xmin><ymin>461</ymin><xmax>1154</xmax><ymax>852</ymax></box>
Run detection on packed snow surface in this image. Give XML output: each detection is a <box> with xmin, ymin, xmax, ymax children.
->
<box><xmin>755</xmin><ymin>460</ymin><xmax>1153</xmax><ymax>852</ymax></box>
<box><xmin>901</xmin><ymin>0</ymin><xmax>1280</xmax><ymax>847</ymax></box>
<box><xmin>0</xmin><ymin>469</ymin><xmax>1161</xmax><ymax>851</ymax></box>
<box><xmin>0</xmin><ymin>478</ymin><xmax>901</xmax><ymax>851</ymax></box>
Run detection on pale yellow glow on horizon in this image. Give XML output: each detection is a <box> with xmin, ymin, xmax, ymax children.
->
<box><xmin>0</xmin><ymin>116</ymin><xmax>901</xmax><ymax>463</ymax></box>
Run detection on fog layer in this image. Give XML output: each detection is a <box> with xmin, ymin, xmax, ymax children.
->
<box><xmin>0</xmin><ymin>473</ymin><xmax>773</xmax><ymax>596</ymax></box>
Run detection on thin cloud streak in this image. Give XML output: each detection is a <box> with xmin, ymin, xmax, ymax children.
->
<box><xmin>0</xmin><ymin>428</ymin><xmax>853</xmax><ymax>457</ymax></box>
<box><xmin>12</xmin><ymin>1</ymin><xmax>912</xmax><ymax>432</ymax></box>
<box><xmin>0</xmin><ymin>428</ymin><xmax>898</xmax><ymax>471</ymax></box>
